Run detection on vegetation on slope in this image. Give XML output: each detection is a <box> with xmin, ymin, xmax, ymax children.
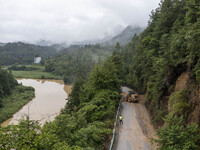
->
<box><xmin>0</xmin><ymin>85</ymin><xmax>34</xmax><ymax>124</ymax></box>
<box><xmin>45</xmin><ymin>44</ymin><xmax>112</xmax><ymax>83</ymax></box>
<box><xmin>0</xmin><ymin>42</ymin><xmax>56</xmax><ymax>65</ymax></box>
<box><xmin>120</xmin><ymin>0</ymin><xmax>200</xmax><ymax>124</ymax></box>
<box><xmin>152</xmin><ymin>115</ymin><xmax>200</xmax><ymax>150</ymax></box>
<box><xmin>118</xmin><ymin>0</ymin><xmax>200</xmax><ymax>149</ymax></box>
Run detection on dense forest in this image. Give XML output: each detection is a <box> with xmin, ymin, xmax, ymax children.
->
<box><xmin>44</xmin><ymin>44</ymin><xmax>112</xmax><ymax>83</ymax></box>
<box><xmin>0</xmin><ymin>42</ymin><xmax>56</xmax><ymax>65</ymax></box>
<box><xmin>121</xmin><ymin>0</ymin><xmax>200</xmax><ymax>124</ymax></box>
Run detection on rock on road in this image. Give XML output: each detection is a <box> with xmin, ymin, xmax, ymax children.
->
<box><xmin>113</xmin><ymin>87</ymin><xmax>157</xmax><ymax>150</ymax></box>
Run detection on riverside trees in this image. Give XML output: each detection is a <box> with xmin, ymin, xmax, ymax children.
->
<box><xmin>0</xmin><ymin>69</ymin><xmax>17</xmax><ymax>107</ymax></box>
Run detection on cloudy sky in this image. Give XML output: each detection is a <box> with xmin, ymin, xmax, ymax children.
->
<box><xmin>0</xmin><ymin>0</ymin><xmax>160</xmax><ymax>43</ymax></box>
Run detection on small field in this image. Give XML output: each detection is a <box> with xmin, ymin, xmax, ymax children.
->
<box><xmin>12</xmin><ymin>70</ymin><xmax>61</xmax><ymax>79</ymax></box>
<box><xmin>0</xmin><ymin>85</ymin><xmax>35</xmax><ymax>124</ymax></box>
<box><xmin>9</xmin><ymin>65</ymin><xmax>62</xmax><ymax>80</ymax></box>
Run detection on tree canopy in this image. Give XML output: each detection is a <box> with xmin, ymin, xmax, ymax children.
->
<box><xmin>0</xmin><ymin>68</ymin><xmax>17</xmax><ymax>107</ymax></box>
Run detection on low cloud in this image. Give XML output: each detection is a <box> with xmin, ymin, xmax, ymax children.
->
<box><xmin>0</xmin><ymin>0</ymin><xmax>160</xmax><ymax>43</ymax></box>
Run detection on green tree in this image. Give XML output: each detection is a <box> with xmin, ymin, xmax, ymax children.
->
<box><xmin>114</xmin><ymin>42</ymin><xmax>121</xmax><ymax>51</ymax></box>
<box><xmin>89</xmin><ymin>58</ymin><xmax>120</xmax><ymax>91</ymax></box>
<box><xmin>152</xmin><ymin>115</ymin><xmax>200</xmax><ymax>150</ymax></box>
<box><xmin>111</xmin><ymin>43</ymin><xmax>125</xmax><ymax>84</ymax></box>
<box><xmin>64</xmin><ymin>78</ymin><xmax>85</xmax><ymax>113</ymax></box>
<box><xmin>0</xmin><ymin>118</ymin><xmax>60</xmax><ymax>149</ymax></box>
<box><xmin>185</xmin><ymin>0</ymin><xmax>200</xmax><ymax>23</ymax></box>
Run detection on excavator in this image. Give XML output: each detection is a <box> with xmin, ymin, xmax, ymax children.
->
<box><xmin>127</xmin><ymin>90</ymin><xmax>138</xmax><ymax>103</ymax></box>
<box><xmin>121</xmin><ymin>90</ymin><xmax>139</xmax><ymax>103</ymax></box>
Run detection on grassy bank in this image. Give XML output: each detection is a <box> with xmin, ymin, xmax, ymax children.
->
<box><xmin>0</xmin><ymin>85</ymin><xmax>35</xmax><ymax>124</ymax></box>
<box><xmin>9</xmin><ymin>65</ymin><xmax>62</xmax><ymax>80</ymax></box>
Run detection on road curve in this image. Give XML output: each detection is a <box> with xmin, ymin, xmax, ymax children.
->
<box><xmin>113</xmin><ymin>87</ymin><xmax>156</xmax><ymax>150</ymax></box>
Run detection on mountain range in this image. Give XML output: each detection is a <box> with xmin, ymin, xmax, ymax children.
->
<box><xmin>30</xmin><ymin>25</ymin><xmax>143</xmax><ymax>47</ymax></box>
<box><xmin>0</xmin><ymin>42</ymin><xmax>57</xmax><ymax>65</ymax></box>
<box><xmin>0</xmin><ymin>25</ymin><xmax>144</xmax><ymax>65</ymax></box>
<box><xmin>103</xmin><ymin>26</ymin><xmax>144</xmax><ymax>46</ymax></box>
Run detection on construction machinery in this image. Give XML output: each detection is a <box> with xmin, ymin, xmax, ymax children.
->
<box><xmin>126</xmin><ymin>90</ymin><xmax>138</xmax><ymax>103</ymax></box>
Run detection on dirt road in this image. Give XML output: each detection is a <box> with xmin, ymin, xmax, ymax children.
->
<box><xmin>113</xmin><ymin>87</ymin><xmax>157</xmax><ymax>150</ymax></box>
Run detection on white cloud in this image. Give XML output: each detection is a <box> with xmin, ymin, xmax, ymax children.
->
<box><xmin>0</xmin><ymin>0</ymin><xmax>160</xmax><ymax>43</ymax></box>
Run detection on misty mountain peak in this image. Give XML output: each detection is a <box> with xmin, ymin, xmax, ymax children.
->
<box><xmin>104</xmin><ymin>25</ymin><xmax>144</xmax><ymax>46</ymax></box>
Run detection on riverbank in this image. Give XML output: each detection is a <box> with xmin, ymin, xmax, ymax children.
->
<box><xmin>0</xmin><ymin>85</ymin><xmax>35</xmax><ymax>125</ymax></box>
<box><xmin>48</xmin><ymin>79</ymin><xmax>72</xmax><ymax>94</ymax></box>
<box><xmin>2</xmin><ymin>79</ymin><xmax>72</xmax><ymax>126</ymax></box>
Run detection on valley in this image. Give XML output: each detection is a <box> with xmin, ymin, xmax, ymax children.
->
<box><xmin>1</xmin><ymin>0</ymin><xmax>200</xmax><ymax>149</ymax></box>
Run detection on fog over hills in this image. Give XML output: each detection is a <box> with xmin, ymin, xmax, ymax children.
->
<box><xmin>0</xmin><ymin>42</ymin><xmax>6</xmax><ymax>47</ymax></box>
<box><xmin>34</xmin><ymin>40</ymin><xmax>55</xmax><ymax>47</ymax></box>
<box><xmin>103</xmin><ymin>26</ymin><xmax>144</xmax><ymax>45</ymax></box>
<box><xmin>30</xmin><ymin>25</ymin><xmax>143</xmax><ymax>46</ymax></box>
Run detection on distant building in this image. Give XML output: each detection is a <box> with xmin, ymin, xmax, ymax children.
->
<box><xmin>34</xmin><ymin>57</ymin><xmax>41</xmax><ymax>64</ymax></box>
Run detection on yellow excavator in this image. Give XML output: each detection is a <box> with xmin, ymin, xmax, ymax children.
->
<box><xmin>121</xmin><ymin>90</ymin><xmax>138</xmax><ymax>103</ymax></box>
<box><xmin>127</xmin><ymin>90</ymin><xmax>138</xmax><ymax>103</ymax></box>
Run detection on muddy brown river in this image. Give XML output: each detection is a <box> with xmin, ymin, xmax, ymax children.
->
<box><xmin>2</xmin><ymin>79</ymin><xmax>72</xmax><ymax>126</ymax></box>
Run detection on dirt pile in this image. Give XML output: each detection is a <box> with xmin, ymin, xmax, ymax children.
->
<box><xmin>174</xmin><ymin>72</ymin><xmax>189</xmax><ymax>92</ymax></box>
<box><xmin>187</xmin><ymin>80</ymin><xmax>200</xmax><ymax>125</ymax></box>
<box><xmin>170</xmin><ymin>71</ymin><xmax>200</xmax><ymax>125</ymax></box>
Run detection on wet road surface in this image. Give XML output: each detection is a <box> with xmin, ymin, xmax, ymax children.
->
<box><xmin>113</xmin><ymin>87</ymin><xmax>155</xmax><ymax>150</ymax></box>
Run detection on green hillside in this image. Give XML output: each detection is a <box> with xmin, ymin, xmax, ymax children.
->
<box><xmin>45</xmin><ymin>44</ymin><xmax>112</xmax><ymax>83</ymax></box>
<box><xmin>119</xmin><ymin>0</ymin><xmax>200</xmax><ymax>149</ymax></box>
<box><xmin>0</xmin><ymin>42</ymin><xmax>57</xmax><ymax>65</ymax></box>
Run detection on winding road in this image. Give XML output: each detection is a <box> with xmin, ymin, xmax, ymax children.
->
<box><xmin>113</xmin><ymin>87</ymin><xmax>157</xmax><ymax>150</ymax></box>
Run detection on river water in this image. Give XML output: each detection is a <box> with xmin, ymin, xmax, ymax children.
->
<box><xmin>3</xmin><ymin>79</ymin><xmax>71</xmax><ymax>126</ymax></box>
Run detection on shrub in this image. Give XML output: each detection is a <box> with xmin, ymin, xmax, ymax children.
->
<box><xmin>169</xmin><ymin>90</ymin><xmax>190</xmax><ymax>116</ymax></box>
